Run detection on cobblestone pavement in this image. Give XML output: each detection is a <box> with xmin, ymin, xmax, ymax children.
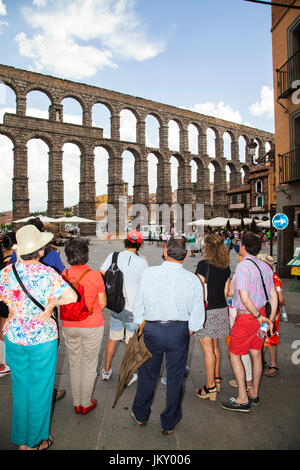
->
<box><xmin>0</xmin><ymin>239</ymin><xmax>299</xmax><ymax>451</ymax></box>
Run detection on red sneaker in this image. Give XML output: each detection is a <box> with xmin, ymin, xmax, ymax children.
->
<box><xmin>81</xmin><ymin>399</ymin><xmax>97</xmax><ymax>415</ymax></box>
<box><xmin>74</xmin><ymin>406</ymin><xmax>82</xmax><ymax>414</ymax></box>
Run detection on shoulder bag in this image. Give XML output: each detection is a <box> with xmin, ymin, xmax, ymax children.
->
<box><xmin>247</xmin><ymin>258</ymin><xmax>271</xmax><ymax>318</ymax></box>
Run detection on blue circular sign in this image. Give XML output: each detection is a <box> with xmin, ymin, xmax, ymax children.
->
<box><xmin>272</xmin><ymin>213</ymin><xmax>289</xmax><ymax>230</ymax></box>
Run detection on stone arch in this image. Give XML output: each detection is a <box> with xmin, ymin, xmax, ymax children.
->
<box><xmin>61</xmin><ymin>96</ymin><xmax>84</xmax><ymax>125</ymax></box>
<box><xmin>191</xmin><ymin>157</ymin><xmax>210</xmax><ymax>210</ymax></box>
<box><xmin>209</xmin><ymin>159</ymin><xmax>227</xmax><ymax>216</ymax></box>
<box><xmin>223</xmin><ymin>131</ymin><xmax>232</xmax><ymax>160</ymax></box>
<box><xmin>25</xmin><ymin>87</ymin><xmax>54</xmax><ymax>106</ymax></box>
<box><xmin>206</xmin><ymin>127</ymin><xmax>220</xmax><ymax>159</ymax></box>
<box><xmin>147</xmin><ymin>151</ymin><xmax>158</xmax><ymax>186</ymax></box>
<box><xmin>62</xmin><ymin>141</ymin><xmax>82</xmax><ymax>208</ymax></box>
<box><xmin>27</xmin><ymin>137</ymin><xmax>50</xmax><ymax>213</ymax></box>
<box><xmin>120</xmin><ymin>109</ymin><xmax>137</xmax><ymax>143</ymax></box>
<box><xmin>0</xmin><ymin>133</ymin><xmax>14</xmax><ymax>212</ymax></box>
<box><xmin>122</xmin><ymin>147</ymin><xmax>145</xmax><ymax>206</ymax></box>
<box><xmin>238</xmin><ymin>135</ymin><xmax>249</xmax><ymax>163</ymax></box>
<box><xmin>26</xmin><ymin>90</ymin><xmax>52</xmax><ymax>119</ymax></box>
<box><xmin>94</xmin><ymin>145</ymin><xmax>110</xmax><ymax>199</ymax></box>
<box><xmin>253</xmin><ymin>136</ymin><xmax>263</xmax><ymax>162</ymax></box>
<box><xmin>92</xmin><ymin>102</ymin><xmax>111</xmax><ymax>138</ymax></box>
<box><xmin>24</xmin><ymin>131</ymin><xmax>53</xmax><ymax>151</ymax></box>
<box><xmin>190</xmin><ymin>158</ymin><xmax>198</xmax><ymax>183</ymax></box>
<box><xmin>168</xmin><ymin>120</ymin><xmax>181</xmax><ymax>152</ymax></box>
<box><xmin>0</xmin><ymin>129</ymin><xmax>17</xmax><ymax>147</ymax></box>
<box><xmin>188</xmin><ymin>123</ymin><xmax>199</xmax><ymax>154</ymax></box>
<box><xmin>242</xmin><ymin>164</ymin><xmax>250</xmax><ymax>184</ymax></box>
<box><xmin>0</xmin><ymin>82</ymin><xmax>17</xmax><ymax>124</ymax></box>
<box><xmin>226</xmin><ymin>161</ymin><xmax>241</xmax><ymax>189</ymax></box>
<box><xmin>0</xmin><ymin>78</ymin><xmax>18</xmax><ymax>97</ymax></box>
<box><xmin>169</xmin><ymin>154</ymin><xmax>180</xmax><ymax>195</ymax></box>
<box><xmin>145</xmin><ymin>114</ymin><xmax>160</xmax><ymax>148</ymax></box>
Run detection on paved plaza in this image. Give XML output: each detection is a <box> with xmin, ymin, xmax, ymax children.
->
<box><xmin>0</xmin><ymin>238</ymin><xmax>300</xmax><ymax>451</ymax></box>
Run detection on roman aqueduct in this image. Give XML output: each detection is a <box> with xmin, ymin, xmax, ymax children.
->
<box><xmin>0</xmin><ymin>64</ymin><xmax>274</xmax><ymax>235</ymax></box>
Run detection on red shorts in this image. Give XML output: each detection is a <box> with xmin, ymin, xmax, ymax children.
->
<box><xmin>229</xmin><ymin>312</ymin><xmax>264</xmax><ymax>355</ymax></box>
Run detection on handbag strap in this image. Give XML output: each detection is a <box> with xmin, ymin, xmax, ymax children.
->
<box><xmin>205</xmin><ymin>261</ymin><xmax>210</xmax><ymax>283</ymax></box>
<box><xmin>247</xmin><ymin>258</ymin><xmax>269</xmax><ymax>302</ymax></box>
<box><xmin>112</xmin><ymin>252</ymin><xmax>119</xmax><ymax>265</ymax></box>
<box><xmin>138</xmin><ymin>319</ymin><xmax>146</xmax><ymax>336</ymax></box>
<box><xmin>64</xmin><ymin>267</ymin><xmax>98</xmax><ymax>315</ymax></box>
<box><xmin>12</xmin><ymin>264</ymin><xmax>45</xmax><ymax>311</ymax></box>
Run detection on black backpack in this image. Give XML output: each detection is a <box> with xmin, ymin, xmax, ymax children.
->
<box><xmin>104</xmin><ymin>252</ymin><xmax>125</xmax><ymax>313</ymax></box>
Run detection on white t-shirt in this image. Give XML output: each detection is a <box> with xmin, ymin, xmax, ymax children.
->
<box><xmin>101</xmin><ymin>250</ymin><xmax>149</xmax><ymax>312</ymax></box>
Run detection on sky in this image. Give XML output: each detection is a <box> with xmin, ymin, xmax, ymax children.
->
<box><xmin>0</xmin><ymin>0</ymin><xmax>275</xmax><ymax>214</ymax></box>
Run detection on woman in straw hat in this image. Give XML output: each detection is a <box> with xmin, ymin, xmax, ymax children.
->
<box><xmin>0</xmin><ymin>225</ymin><xmax>77</xmax><ymax>450</ymax></box>
<box><xmin>256</xmin><ymin>253</ymin><xmax>283</xmax><ymax>377</ymax></box>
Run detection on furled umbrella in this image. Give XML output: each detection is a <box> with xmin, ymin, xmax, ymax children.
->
<box><xmin>112</xmin><ymin>321</ymin><xmax>152</xmax><ymax>408</ymax></box>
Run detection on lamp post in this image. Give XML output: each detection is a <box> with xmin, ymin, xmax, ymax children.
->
<box><xmin>247</xmin><ymin>139</ymin><xmax>258</xmax><ymax>164</ymax></box>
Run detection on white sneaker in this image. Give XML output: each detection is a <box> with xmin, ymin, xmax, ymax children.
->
<box><xmin>102</xmin><ymin>368</ymin><xmax>112</xmax><ymax>381</ymax></box>
<box><xmin>0</xmin><ymin>364</ymin><xmax>10</xmax><ymax>377</ymax></box>
<box><xmin>127</xmin><ymin>373</ymin><xmax>138</xmax><ymax>387</ymax></box>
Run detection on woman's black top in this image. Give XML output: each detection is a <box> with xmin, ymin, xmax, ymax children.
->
<box><xmin>195</xmin><ymin>260</ymin><xmax>230</xmax><ymax>310</ymax></box>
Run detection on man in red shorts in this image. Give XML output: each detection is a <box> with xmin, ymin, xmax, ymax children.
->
<box><xmin>221</xmin><ymin>232</ymin><xmax>277</xmax><ymax>412</ymax></box>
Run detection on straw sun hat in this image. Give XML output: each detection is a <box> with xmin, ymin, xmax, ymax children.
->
<box><xmin>256</xmin><ymin>253</ymin><xmax>275</xmax><ymax>271</ymax></box>
<box><xmin>16</xmin><ymin>225</ymin><xmax>53</xmax><ymax>256</ymax></box>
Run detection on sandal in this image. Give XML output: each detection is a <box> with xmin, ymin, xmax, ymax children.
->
<box><xmin>195</xmin><ymin>385</ymin><xmax>217</xmax><ymax>402</ymax></box>
<box><xmin>215</xmin><ymin>376</ymin><xmax>223</xmax><ymax>392</ymax></box>
<box><xmin>36</xmin><ymin>437</ymin><xmax>54</xmax><ymax>450</ymax></box>
<box><xmin>264</xmin><ymin>366</ymin><xmax>279</xmax><ymax>377</ymax></box>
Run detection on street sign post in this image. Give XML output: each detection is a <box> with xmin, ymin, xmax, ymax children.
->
<box><xmin>272</xmin><ymin>213</ymin><xmax>289</xmax><ymax>230</ymax></box>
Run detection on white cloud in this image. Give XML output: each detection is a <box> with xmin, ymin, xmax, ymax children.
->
<box><xmin>0</xmin><ymin>1</ymin><xmax>7</xmax><ymax>34</ymax></box>
<box><xmin>0</xmin><ymin>0</ymin><xmax>6</xmax><ymax>16</ymax></box>
<box><xmin>0</xmin><ymin>21</ymin><xmax>8</xmax><ymax>34</ymax></box>
<box><xmin>15</xmin><ymin>0</ymin><xmax>165</xmax><ymax>79</ymax></box>
<box><xmin>249</xmin><ymin>85</ymin><xmax>274</xmax><ymax>119</ymax></box>
<box><xmin>188</xmin><ymin>102</ymin><xmax>243</xmax><ymax>124</ymax></box>
<box><xmin>15</xmin><ymin>32</ymin><xmax>116</xmax><ymax>79</ymax></box>
<box><xmin>32</xmin><ymin>0</ymin><xmax>48</xmax><ymax>6</ymax></box>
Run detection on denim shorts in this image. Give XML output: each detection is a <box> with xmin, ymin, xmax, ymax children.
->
<box><xmin>110</xmin><ymin>309</ymin><xmax>138</xmax><ymax>333</ymax></box>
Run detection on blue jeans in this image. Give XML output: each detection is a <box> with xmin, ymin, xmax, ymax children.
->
<box><xmin>5</xmin><ymin>338</ymin><xmax>57</xmax><ymax>448</ymax></box>
<box><xmin>132</xmin><ymin>321</ymin><xmax>190</xmax><ymax>431</ymax></box>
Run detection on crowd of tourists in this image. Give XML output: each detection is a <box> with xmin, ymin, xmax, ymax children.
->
<box><xmin>0</xmin><ymin>219</ymin><xmax>283</xmax><ymax>449</ymax></box>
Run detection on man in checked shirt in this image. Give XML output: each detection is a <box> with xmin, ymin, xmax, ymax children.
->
<box><xmin>221</xmin><ymin>232</ymin><xmax>278</xmax><ymax>413</ymax></box>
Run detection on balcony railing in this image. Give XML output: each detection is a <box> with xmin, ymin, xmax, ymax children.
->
<box><xmin>279</xmin><ymin>149</ymin><xmax>300</xmax><ymax>184</ymax></box>
<box><xmin>277</xmin><ymin>49</ymin><xmax>300</xmax><ymax>99</ymax></box>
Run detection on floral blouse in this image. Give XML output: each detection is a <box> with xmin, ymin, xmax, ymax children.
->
<box><xmin>0</xmin><ymin>262</ymin><xmax>70</xmax><ymax>346</ymax></box>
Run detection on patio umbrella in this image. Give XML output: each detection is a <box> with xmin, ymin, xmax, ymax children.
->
<box><xmin>187</xmin><ymin>219</ymin><xmax>208</xmax><ymax>226</ymax></box>
<box><xmin>257</xmin><ymin>220</ymin><xmax>270</xmax><ymax>228</ymax></box>
<box><xmin>243</xmin><ymin>218</ymin><xmax>254</xmax><ymax>225</ymax></box>
<box><xmin>228</xmin><ymin>218</ymin><xmax>241</xmax><ymax>226</ymax></box>
<box><xmin>54</xmin><ymin>216</ymin><xmax>96</xmax><ymax>223</ymax></box>
<box><xmin>112</xmin><ymin>321</ymin><xmax>152</xmax><ymax>408</ymax></box>
<box><xmin>13</xmin><ymin>215</ymin><xmax>57</xmax><ymax>224</ymax></box>
<box><xmin>206</xmin><ymin>217</ymin><xmax>230</xmax><ymax>227</ymax></box>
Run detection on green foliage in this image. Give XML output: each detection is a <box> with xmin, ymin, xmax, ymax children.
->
<box><xmin>250</xmin><ymin>218</ymin><xmax>258</xmax><ymax>233</ymax></box>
